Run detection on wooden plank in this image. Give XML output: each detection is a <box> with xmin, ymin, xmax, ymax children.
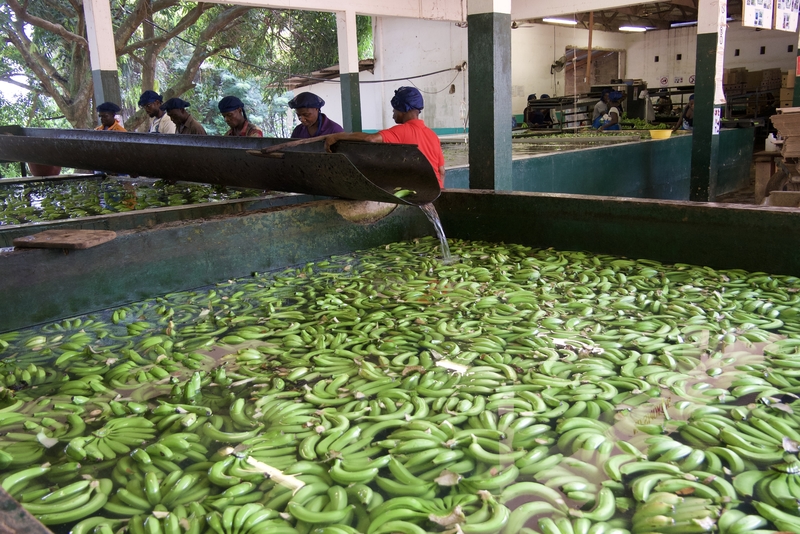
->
<box><xmin>0</xmin><ymin>486</ymin><xmax>52</xmax><ymax>534</ymax></box>
<box><xmin>13</xmin><ymin>229</ymin><xmax>117</xmax><ymax>250</ymax></box>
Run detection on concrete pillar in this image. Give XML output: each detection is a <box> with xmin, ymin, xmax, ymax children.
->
<box><xmin>690</xmin><ymin>0</ymin><xmax>727</xmax><ymax>201</ymax></box>
<box><xmin>467</xmin><ymin>0</ymin><xmax>512</xmax><ymax>191</ymax></box>
<box><xmin>794</xmin><ymin>32</ymin><xmax>800</xmax><ymax>105</ymax></box>
<box><xmin>336</xmin><ymin>10</ymin><xmax>362</xmax><ymax>132</ymax></box>
<box><xmin>84</xmin><ymin>0</ymin><xmax>121</xmax><ymax>115</ymax></box>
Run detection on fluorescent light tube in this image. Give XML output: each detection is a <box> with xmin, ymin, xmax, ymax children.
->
<box><xmin>542</xmin><ymin>18</ymin><xmax>578</xmax><ymax>25</ymax></box>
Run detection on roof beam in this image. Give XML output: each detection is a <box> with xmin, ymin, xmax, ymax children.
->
<box><xmin>511</xmin><ymin>0</ymin><xmax>654</xmax><ymax>20</ymax></box>
<box><xmin>194</xmin><ymin>0</ymin><xmax>466</xmax><ymax>21</ymax></box>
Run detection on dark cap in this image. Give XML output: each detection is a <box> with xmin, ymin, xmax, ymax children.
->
<box><xmin>218</xmin><ymin>96</ymin><xmax>244</xmax><ymax>113</ymax></box>
<box><xmin>138</xmin><ymin>90</ymin><xmax>162</xmax><ymax>106</ymax></box>
<box><xmin>97</xmin><ymin>102</ymin><xmax>121</xmax><ymax>113</ymax></box>
<box><xmin>609</xmin><ymin>91</ymin><xmax>624</xmax><ymax>102</ymax></box>
<box><xmin>288</xmin><ymin>92</ymin><xmax>325</xmax><ymax>109</ymax></box>
<box><xmin>391</xmin><ymin>86</ymin><xmax>424</xmax><ymax>112</ymax></box>
<box><xmin>160</xmin><ymin>98</ymin><xmax>191</xmax><ymax>111</ymax></box>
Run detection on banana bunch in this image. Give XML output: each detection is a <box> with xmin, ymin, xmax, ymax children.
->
<box><xmin>103</xmin><ymin>470</ymin><xmax>210</xmax><ymax>516</ymax></box>
<box><xmin>627</xmin><ymin>467</ymin><xmax>735</xmax><ymax>503</ymax></box>
<box><xmin>631</xmin><ymin>491</ymin><xmax>720</xmax><ymax>534</ymax></box>
<box><xmin>0</xmin><ymin>361</ymin><xmax>60</xmax><ymax>388</ymax></box>
<box><xmin>21</xmin><ymin>477</ymin><xmax>114</xmax><ymax>525</ymax></box>
<box><xmin>66</xmin><ymin>416</ymin><xmax>156</xmax><ymax>461</ymax></box>
<box><xmin>733</xmin><ymin>460</ymin><xmax>800</xmax><ymax>509</ymax></box>
<box><xmin>555</xmin><ymin>417</ymin><xmax>613</xmax><ymax>456</ymax></box>
<box><xmin>207</xmin><ymin>503</ymin><xmax>296</xmax><ymax>534</ymax></box>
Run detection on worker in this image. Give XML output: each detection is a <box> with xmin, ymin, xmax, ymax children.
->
<box><xmin>597</xmin><ymin>91</ymin><xmax>623</xmax><ymax>132</ymax></box>
<box><xmin>138</xmin><ymin>90</ymin><xmax>175</xmax><ymax>134</ymax></box>
<box><xmin>591</xmin><ymin>89</ymin><xmax>612</xmax><ymax>126</ymax></box>
<box><xmin>324</xmin><ymin>86</ymin><xmax>445</xmax><ymax>188</ymax></box>
<box><xmin>288</xmin><ymin>92</ymin><xmax>344</xmax><ymax>138</ymax></box>
<box><xmin>655</xmin><ymin>91</ymin><xmax>673</xmax><ymax>115</ymax></box>
<box><xmin>218</xmin><ymin>96</ymin><xmax>263</xmax><ymax>137</ymax></box>
<box><xmin>160</xmin><ymin>98</ymin><xmax>206</xmax><ymax>135</ymax></box>
<box><xmin>539</xmin><ymin>94</ymin><xmax>555</xmax><ymax>128</ymax></box>
<box><xmin>95</xmin><ymin>102</ymin><xmax>126</xmax><ymax>131</ymax></box>
<box><xmin>673</xmin><ymin>94</ymin><xmax>694</xmax><ymax>131</ymax></box>
<box><xmin>523</xmin><ymin>94</ymin><xmax>543</xmax><ymax>127</ymax></box>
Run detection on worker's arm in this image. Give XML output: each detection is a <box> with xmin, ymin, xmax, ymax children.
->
<box><xmin>672</xmin><ymin>107</ymin><xmax>686</xmax><ymax>131</ymax></box>
<box><xmin>439</xmin><ymin>166</ymin><xmax>446</xmax><ymax>185</ymax></box>
<box><xmin>324</xmin><ymin>131</ymin><xmax>383</xmax><ymax>152</ymax></box>
<box><xmin>599</xmin><ymin>110</ymin><xmax>618</xmax><ymax>131</ymax></box>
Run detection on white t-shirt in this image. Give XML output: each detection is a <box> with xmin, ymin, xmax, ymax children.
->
<box><xmin>150</xmin><ymin>113</ymin><xmax>176</xmax><ymax>134</ymax></box>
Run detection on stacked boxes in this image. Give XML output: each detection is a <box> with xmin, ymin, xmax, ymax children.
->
<box><xmin>723</xmin><ymin>67</ymin><xmax>748</xmax><ymax>98</ymax></box>
<box><xmin>781</xmin><ymin>70</ymin><xmax>796</xmax><ymax>108</ymax></box>
<box><xmin>745</xmin><ymin>68</ymin><xmax>782</xmax><ymax>92</ymax></box>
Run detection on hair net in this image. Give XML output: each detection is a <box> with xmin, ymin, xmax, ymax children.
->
<box><xmin>138</xmin><ymin>90</ymin><xmax>162</xmax><ymax>106</ymax></box>
<box><xmin>288</xmin><ymin>92</ymin><xmax>325</xmax><ymax>109</ymax></box>
<box><xmin>97</xmin><ymin>102</ymin><xmax>121</xmax><ymax>113</ymax></box>
<box><xmin>160</xmin><ymin>98</ymin><xmax>191</xmax><ymax>111</ymax></box>
<box><xmin>391</xmin><ymin>86</ymin><xmax>424</xmax><ymax>112</ymax></box>
<box><xmin>218</xmin><ymin>96</ymin><xmax>244</xmax><ymax>113</ymax></box>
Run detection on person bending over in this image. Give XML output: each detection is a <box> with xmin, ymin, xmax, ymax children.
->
<box><xmin>160</xmin><ymin>98</ymin><xmax>206</xmax><ymax>135</ymax></box>
<box><xmin>289</xmin><ymin>92</ymin><xmax>344</xmax><ymax>138</ymax></box>
<box><xmin>95</xmin><ymin>102</ymin><xmax>126</xmax><ymax>131</ymax></box>
<box><xmin>138</xmin><ymin>90</ymin><xmax>175</xmax><ymax>134</ymax></box>
<box><xmin>324</xmin><ymin>86</ymin><xmax>445</xmax><ymax>188</ymax></box>
<box><xmin>218</xmin><ymin>96</ymin><xmax>262</xmax><ymax>137</ymax></box>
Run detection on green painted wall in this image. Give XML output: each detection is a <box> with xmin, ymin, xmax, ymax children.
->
<box><xmin>2</xmin><ymin>183</ymin><xmax>796</xmax><ymax>332</ymax></box>
<box><xmin>0</xmin><ymin>201</ymin><xmax>431</xmax><ymax>332</ymax></box>
<box><xmin>443</xmin><ymin>128</ymin><xmax>753</xmax><ymax>200</ymax></box>
<box><xmin>437</xmin><ymin>190</ymin><xmax>800</xmax><ymax>276</ymax></box>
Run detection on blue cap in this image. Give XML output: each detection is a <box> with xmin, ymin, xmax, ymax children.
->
<box><xmin>527</xmin><ymin>94</ymin><xmax>537</xmax><ymax>101</ymax></box>
<box><xmin>97</xmin><ymin>102</ymin><xmax>121</xmax><ymax>113</ymax></box>
<box><xmin>609</xmin><ymin>91</ymin><xmax>624</xmax><ymax>101</ymax></box>
<box><xmin>391</xmin><ymin>86</ymin><xmax>424</xmax><ymax>112</ymax></box>
<box><xmin>689</xmin><ymin>94</ymin><xmax>694</xmax><ymax>101</ymax></box>
<box><xmin>160</xmin><ymin>98</ymin><xmax>190</xmax><ymax>111</ymax></box>
<box><xmin>218</xmin><ymin>96</ymin><xmax>244</xmax><ymax>113</ymax></box>
<box><xmin>138</xmin><ymin>90</ymin><xmax>162</xmax><ymax>106</ymax></box>
<box><xmin>288</xmin><ymin>92</ymin><xmax>325</xmax><ymax>109</ymax></box>
<box><xmin>540</xmin><ymin>94</ymin><xmax>550</xmax><ymax>99</ymax></box>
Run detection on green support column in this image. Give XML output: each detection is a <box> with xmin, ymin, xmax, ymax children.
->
<box><xmin>467</xmin><ymin>1</ymin><xmax>512</xmax><ymax>191</ymax></box>
<box><xmin>336</xmin><ymin>10</ymin><xmax>362</xmax><ymax>133</ymax></box>
<box><xmin>690</xmin><ymin>0</ymin><xmax>727</xmax><ymax>201</ymax></box>
<box><xmin>340</xmin><ymin>73</ymin><xmax>362</xmax><ymax>133</ymax></box>
<box><xmin>793</xmin><ymin>41</ymin><xmax>800</xmax><ymax>105</ymax></box>
<box><xmin>91</xmin><ymin>70</ymin><xmax>122</xmax><ymax>108</ymax></box>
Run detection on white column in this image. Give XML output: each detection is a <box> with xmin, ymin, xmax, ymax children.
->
<box><xmin>84</xmin><ymin>0</ymin><xmax>121</xmax><ymax>111</ymax></box>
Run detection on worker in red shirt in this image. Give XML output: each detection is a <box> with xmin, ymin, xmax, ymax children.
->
<box><xmin>324</xmin><ymin>86</ymin><xmax>445</xmax><ymax>187</ymax></box>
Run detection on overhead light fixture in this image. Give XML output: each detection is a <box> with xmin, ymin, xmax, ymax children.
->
<box><xmin>542</xmin><ymin>18</ymin><xmax>578</xmax><ymax>25</ymax></box>
<box><xmin>670</xmin><ymin>20</ymin><xmax>698</xmax><ymax>28</ymax></box>
<box><xmin>619</xmin><ymin>26</ymin><xmax>648</xmax><ymax>32</ymax></box>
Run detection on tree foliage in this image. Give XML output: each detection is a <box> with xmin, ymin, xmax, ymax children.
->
<box><xmin>0</xmin><ymin>1</ymin><xmax>372</xmax><ymax>133</ymax></box>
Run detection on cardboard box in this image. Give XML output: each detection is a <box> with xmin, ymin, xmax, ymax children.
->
<box><xmin>726</xmin><ymin>67</ymin><xmax>748</xmax><ymax>85</ymax></box>
<box><xmin>782</xmin><ymin>87</ymin><xmax>795</xmax><ymax>101</ymax></box>
<box><xmin>724</xmin><ymin>83</ymin><xmax>745</xmax><ymax>97</ymax></box>
<box><xmin>783</xmin><ymin>70</ymin><xmax>796</xmax><ymax>88</ymax></box>
<box><xmin>782</xmin><ymin>100</ymin><xmax>794</xmax><ymax>108</ymax></box>
<box><xmin>746</xmin><ymin>70</ymin><xmax>763</xmax><ymax>91</ymax></box>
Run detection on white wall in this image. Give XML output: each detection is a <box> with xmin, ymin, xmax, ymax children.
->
<box><xmin>626</xmin><ymin>22</ymin><xmax>798</xmax><ymax>90</ymax></box>
<box><xmin>298</xmin><ymin>18</ymin><xmax>800</xmax><ymax>132</ymax></box>
<box><xmin>510</xmin><ymin>23</ymin><xmax>628</xmax><ymax>114</ymax></box>
<box><xmin>298</xmin><ymin>17</ymin><xmax>468</xmax><ymax>132</ymax></box>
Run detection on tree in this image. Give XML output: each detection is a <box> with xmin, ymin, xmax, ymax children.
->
<box><xmin>0</xmin><ymin>1</ymin><xmax>372</xmax><ymax>132</ymax></box>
